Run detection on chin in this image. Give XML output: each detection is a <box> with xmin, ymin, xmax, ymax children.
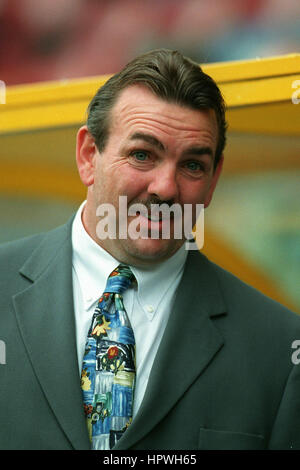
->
<box><xmin>120</xmin><ymin>238</ymin><xmax>183</xmax><ymax>265</ymax></box>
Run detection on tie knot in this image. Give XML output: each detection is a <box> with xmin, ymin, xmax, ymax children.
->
<box><xmin>104</xmin><ymin>264</ymin><xmax>135</xmax><ymax>294</ymax></box>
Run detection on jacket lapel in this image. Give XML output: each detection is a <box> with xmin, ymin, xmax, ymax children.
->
<box><xmin>12</xmin><ymin>220</ymin><xmax>90</xmax><ymax>450</ymax></box>
<box><xmin>114</xmin><ymin>250</ymin><xmax>227</xmax><ymax>450</ymax></box>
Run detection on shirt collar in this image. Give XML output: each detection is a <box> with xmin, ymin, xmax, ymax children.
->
<box><xmin>72</xmin><ymin>201</ymin><xmax>119</xmax><ymax>309</ymax></box>
<box><xmin>131</xmin><ymin>245</ymin><xmax>187</xmax><ymax>320</ymax></box>
<box><xmin>72</xmin><ymin>201</ymin><xmax>188</xmax><ymax>316</ymax></box>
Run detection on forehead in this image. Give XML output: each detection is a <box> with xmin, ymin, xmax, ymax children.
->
<box><xmin>109</xmin><ymin>85</ymin><xmax>218</xmax><ymax>149</ymax></box>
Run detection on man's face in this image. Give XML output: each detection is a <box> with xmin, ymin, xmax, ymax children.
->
<box><xmin>78</xmin><ymin>85</ymin><xmax>223</xmax><ymax>266</ymax></box>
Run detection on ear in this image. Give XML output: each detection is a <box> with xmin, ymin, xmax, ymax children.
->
<box><xmin>76</xmin><ymin>125</ymin><xmax>98</xmax><ymax>187</ymax></box>
<box><xmin>204</xmin><ymin>154</ymin><xmax>224</xmax><ymax>208</ymax></box>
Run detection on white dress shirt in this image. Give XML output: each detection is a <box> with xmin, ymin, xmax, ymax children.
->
<box><xmin>72</xmin><ymin>201</ymin><xmax>187</xmax><ymax>417</ymax></box>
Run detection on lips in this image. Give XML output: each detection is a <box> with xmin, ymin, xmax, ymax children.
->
<box><xmin>137</xmin><ymin>206</ymin><xmax>174</xmax><ymax>222</ymax></box>
<box><xmin>126</xmin><ymin>200</ymin><xmax>179</xmax><ymax>239</ymax></box>
<box><xmin>147</xmin><ymin>209</ymin><xmax>169</xmax><ymax>222</ymax></box>
<box><xmin>137</xmin><ymin>211</ymin><xmax>174</xmax><ymax>237</ymax></box>
<box><xmin>146</xmin><ymin>215</ymin><xmax>164</xmax><ymax>223</ymax></box>
<box><xmin>137</xmin><ymin>212</ymin><xmax>164</xmax><ymax>223</ymax></box>
<box><xmin>139</xmin><ymin>211</ymin><xmax>172</xmax><ymax>224</ymax></box>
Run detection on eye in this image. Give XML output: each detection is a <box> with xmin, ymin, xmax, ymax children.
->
<box><xmin>184</xmin><ymin>161</ymin><xmax>205</xmax><ymax>173</ymax></box>
<box><xmin>128</xmin><ymin>150</ymin><xmax>154</xmax><ymax>170</ymax></box>
<box><xmin>186</xmin><ymin>161</ymin><xmax>201</xmax><ymax>171</ymax></box>
<box><xmin>181</xmin><ymin>160</ymin><xmax>210</xmax><ymax>179</ymax></box>
<box><xmin>131</xmin><ymin>150</ymin><xmax>149</xmax><ymax>161</ymax></box>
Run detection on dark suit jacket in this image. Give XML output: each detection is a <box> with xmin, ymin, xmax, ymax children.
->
<box><xmin>1</xmin><ymin>217</ymin><xmax>300</xmax><ymax>450</ymax></box>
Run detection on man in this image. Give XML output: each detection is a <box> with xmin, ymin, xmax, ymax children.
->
<box><xmin>1</xmin><ymin>49</ymin><xmax>300</xmax><ymax>450</ymax></box>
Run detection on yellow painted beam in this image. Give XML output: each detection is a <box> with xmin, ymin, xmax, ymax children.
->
<box><xmin>4</xmin><ymin>75</ymin><xmax>109</xmax><ymax>107</ymax></box>
<box><xmin>1</xmin><ymin>100</ymin><xmax>88</xmax><ymax>133</ymax></box>
<box><xmin>202</xmin><ymin>53</ymin><xmax>300</xmax><ymax>83</ymax></box>
<box><xmin>1</xmin><ymin>54</ymin><xmax>299</xmax><ymax>135</ymax></box>
<box><xmin>227</xmin><ymin>102</ymin><xmax>300</xmax><ymax>135</ymax></box>
<box><xmin>222</xmin><ymin>75</ymin><xmax>299</xmax><ymax>107</ymax></box>
<box><xmin>0</xmin><ymin>161</ymin><xmax>85</xmax><ymax>202</ymax></box>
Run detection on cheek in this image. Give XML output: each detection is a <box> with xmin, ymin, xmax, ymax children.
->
<box><xmin>179</xmin><ymin>180</ymin><xmax>209</xmax><ymax>205</ymax></box>
<box><xmin>116</xmin><ymin>167</ymin><xmax>150</xmax><ymax>198</ymax></box>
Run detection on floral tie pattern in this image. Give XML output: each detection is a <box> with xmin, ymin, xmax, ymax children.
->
<box><xmin>80</xmin><ymin>265</ymin><xmax>136</xmax><ymax>450</ymax></box>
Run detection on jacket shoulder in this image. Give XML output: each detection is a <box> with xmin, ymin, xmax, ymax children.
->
<box><xmin>211</xmin><ymin>257</ymin><xmax>296</xmax><ymax>309</ymax></box>
<box><xmin>188</xmin><ymin>250</ymin><xmax>299</xmax><ymax>327</ymax></box>
<box><xmin>203</xmin><ymin>254</ymin><xmax>300</xmax><ymax>332</ymax></box>
<box><xmin>0</xmin><ymin>233</ymin><xmax>46</xmax><ymax>273</ymax></box>
<box><xmin>0</xmin><ymin>218</ymin><xmax>73</xmax><ymax>285</ymax></box>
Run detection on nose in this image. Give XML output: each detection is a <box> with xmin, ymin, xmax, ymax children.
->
<box><xmin>147</xmin><ymin>163</ymin><xmax>179</xmax><ymax>202</ymax></box>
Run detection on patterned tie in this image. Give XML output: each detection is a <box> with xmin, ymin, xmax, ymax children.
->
<box><xmin>80</xmin><ymin>264</ymin><xmax>136</xmax><ymax>450</ymax></box>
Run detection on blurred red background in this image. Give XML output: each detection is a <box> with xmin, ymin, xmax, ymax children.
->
<box><xmin>1</xmin><ymin>0</ymin><xmax>299</xmax><ymax>86</ymax></box>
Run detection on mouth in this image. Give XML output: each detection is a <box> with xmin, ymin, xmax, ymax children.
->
<box><xmin>126</xmin><ymin>200</ymin><xmax>179</xmax><ymax>239</ymax></box>
<box><xmin>138</xmin><ymin>210</ymin><xmax>173</xmax><ymax>223</ymax></box>
<box><xmin>140</xmin><ymin>205</ymin><xmax>175</xmax><ymax>221</ymax></box>
<box><xmin>137</xmin><ymin>212</ymin><xmax>163</xmax><ymax>223</ymax></box>
<box><xmin>146</xmin><ymin>213</ymin><xmax>164</xmax><ymax>222</ymax></box>
<box><xmin>135</xmin><ymin>210</ymin><xmax>175</xmax><ymax>241</ymax></box>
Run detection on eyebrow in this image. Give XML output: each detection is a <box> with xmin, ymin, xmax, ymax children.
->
<box><xmin>129</xmin><ymin>132</ymin><xmax>165</xmax><ymax>151</ymax></box>
<box><xmin>182</xmin><ymin>146</ymin><xmax>214</xmax><ymax>160</ymax></box>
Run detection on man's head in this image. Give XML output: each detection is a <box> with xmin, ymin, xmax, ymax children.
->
<box><xmin>76</xmin><ymin>49</ymin><xmax>227</xmax><ymax>266</ymax></box>
<box><xmin>87</xmin><ymin>48</ymin><xmax>226</xmax><ymax>170</ymax></box>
